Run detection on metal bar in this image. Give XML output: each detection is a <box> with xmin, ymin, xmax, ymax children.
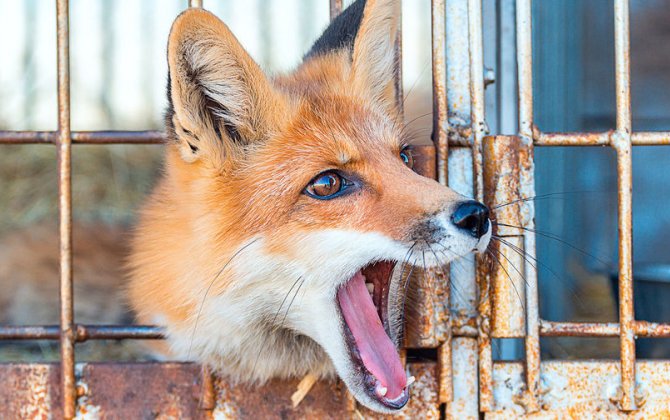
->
<box><xmin>468</xmin><ymin>0</ymin><xmax>495</xmax><ymax>413</ymax></box>
<box><xmin>200</xmin><ymin>365</ymin><xmax>216</xmax><ymax>413</ymax></box>
<box><xmin>55</xmin><ymin>0</ymin><xmax>75</xmax><ymax>417</ymax></box>
<box><xmin>535</xmin><ymin>130</ymin><xmax>670</xmax><ymax>146</ymax></box>
<box><xmin>189</xmin><ymin>0</ymin><xmax>203</xmax><ymax>8</ymax></box>
<box><xmin>613</xmin><ymin>0</ymin><xmax>636</xmax><ymax>411</ymax></box>
<box><xmin>432</xmin><ymin>0</ymin><xmax>449</xmax><ymax>186</ymax></box>
<box><xmin>482</xmin><ymin>135</ymin><xmax>531</xmax><ymax>339</ymax></box>
<box><xmin>540</xmin><ymin>321</ymin><xmax>620</xmax><ymax>337</ymax></box>
<box><xmin>0</xmin><ymin>130</ymin><xmax>165</xmax><ymax>144</ymax></box>
<box><xmin>445</xmin><ymin>0</ymin><xmax>479</xmax><ymax>416</ymax></box>
<box><xmin>515</xmin><ymin>0</ymin><xmax>541</xmax><ymax>413</ymax></box>
<box><xmin>330</xmin><ymin>0</ymin><xmax>343</xmax><ymax>20</ymax></box>
<box><xmin>0</xmin><ymin>325</ymin><xmax>165</xmax><ymax>341</ymax></box>
<box><xmin>541</xmin><ymin>321</ymin><xmax>670</xmax><ymax>338</ymax></box>
<box><xmin>535</xmin><ymin>130</ymin><xmax>612</xmax><ymax>146</ymax></box>
<box><xmin>431</xmin><ymin>0</ymin><xmax>453</xmax><ymax>406</ymax></box>
<box><xmin>3</xmin><ymin>129</ymin><xmax>667</xmax><ymax>147</ymax></box>
<box><xmin>491</xmin><ymin>361</ymin><xmax>670</xmax><ymax>417</ymax></box>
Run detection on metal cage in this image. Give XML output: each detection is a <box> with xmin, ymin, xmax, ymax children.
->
<box><xmin>1</xmin><ymin>0</ymin><xmax>670</xmax><ymax>418</ymax></box>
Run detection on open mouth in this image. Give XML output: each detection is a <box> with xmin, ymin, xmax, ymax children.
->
<box><xmin>336</xmin><ymin>261</ymin><xmax>412</xmax><ymax>410</ymax></box>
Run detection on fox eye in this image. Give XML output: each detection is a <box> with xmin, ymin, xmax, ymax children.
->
<box><xmin>305</xmin><ymin>171</ymin><xmax>351</xmax><ymax>199</ymax></box>
<box><xmin>400</xmin><ymin>147</ymin><xmax>414</xmax><ymax>168</ymax></box>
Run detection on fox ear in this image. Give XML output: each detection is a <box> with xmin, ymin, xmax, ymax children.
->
<box><xmin>350</xmin><ymin>0</ymin><xmax>400</xmax><ymax>113</ymax></box>
<box><xmin>166</xmin><ymin>9</ymin><xmax>284</xmax><ymax>162</ymax></box>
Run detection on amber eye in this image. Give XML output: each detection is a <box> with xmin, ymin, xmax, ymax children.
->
<box><xmin>305</xmin><ymin>171</ymin><xmax>351</xmax><ymax>200</ymax></box>
<box><xmin>400</xmin><ymin>147</ymin><xmax>414</xmax><ymax>168</ymax></box>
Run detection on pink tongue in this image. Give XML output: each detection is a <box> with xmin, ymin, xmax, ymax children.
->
<box><xmin>337</xmin><ymin>271</ymin><xmax>406</xmax><ymax>399</ymax></box>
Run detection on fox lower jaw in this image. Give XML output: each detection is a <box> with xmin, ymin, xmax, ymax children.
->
<box><xmin>161</xmin><ymin>227</ymin><xmax>489</xmax><ymax>413</ymax></box>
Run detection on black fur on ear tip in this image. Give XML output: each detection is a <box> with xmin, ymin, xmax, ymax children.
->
<box><xmin>304</xmin><ymin>0</ymin><xmax>366</xmax><ymax>59</ymax></box>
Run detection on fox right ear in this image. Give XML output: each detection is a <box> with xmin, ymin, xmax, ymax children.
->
<box><xmin>166</xmin><ymin>9</ymin><xmax>285</xmax><ymax>163</ymax></box>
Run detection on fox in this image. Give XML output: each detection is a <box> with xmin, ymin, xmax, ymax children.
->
<box><xmin>126</xmin><ymin>0</ymin><xmax>491</xmax><ymax>413</ymax></box>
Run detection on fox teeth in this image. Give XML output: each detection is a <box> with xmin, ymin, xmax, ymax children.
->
<box><xmin>366</xmin><ymin>283</ymin><xmax>374</xmax><ymax>294</ymax></box>
<box><xmin>378</xmin><ymin>386</ymin><xmax>388</xmax><ymax>397</ymax></box>
<box><xmin>406</xmin><ymin>376</ymin><xmax>416</xmax><ymax>386</ymax></box>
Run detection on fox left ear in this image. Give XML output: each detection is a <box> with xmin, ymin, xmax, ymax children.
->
<box><xmin>350</xmin><ymin>0</ymin><xmax>400</xmax><ymax>114</ymax></box>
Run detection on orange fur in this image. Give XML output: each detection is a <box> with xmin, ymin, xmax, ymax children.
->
<box><xmin>125</xmin><ymin>2</ymin><xmax>489</xmax><ymax>413</ymax></box>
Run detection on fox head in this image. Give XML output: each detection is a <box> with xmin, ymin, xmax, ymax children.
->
<box><xmin>128</xmin><ymin>0</ymin><xmax>491</xmax><ymax>413</ymax></box>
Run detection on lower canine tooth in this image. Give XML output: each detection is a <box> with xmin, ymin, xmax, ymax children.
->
<box><xmin>366</xmin><ymin>283</ymin><xmax>374</xmax><ymax>294</ymax></box>
<box><xmin>407</xmin><ymin>376</ymin><xmax>416</xmax><ymax>386</ymax></box>
<box><xmin>379</xmin><ymin>386</ymin><xmax>388</xmax><ymax>397</ymax></box>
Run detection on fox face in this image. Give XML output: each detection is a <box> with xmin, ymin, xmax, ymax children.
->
<box><xmin>128</xmin><ymin>0</ymin><xmax>491</xmax><ymax>413</ymax></box>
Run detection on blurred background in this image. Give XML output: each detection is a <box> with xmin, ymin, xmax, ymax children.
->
<box><xmin>1</xmin><ymin>0</ymin><xmax>669</xmax><ymax>360</ymax></box>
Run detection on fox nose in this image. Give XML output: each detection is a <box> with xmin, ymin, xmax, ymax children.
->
<box><xmin>451</xmin><ymin>201</ymin><xmax>490</xmax><ymax>239</ymax></box>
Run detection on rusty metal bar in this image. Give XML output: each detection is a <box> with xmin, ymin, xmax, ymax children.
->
<box><xmin>540</xmin><ymin>321</ymin><xmax>620</xmax><ymax>337</ymax></box>
<box><xmin>483</xmin><ymin>136</ymin><xmax>530</xmax><ymax>339</ymax></box>
<box><xmin>444</xmin><ymin>0</ymin><xmax>480</xmax><ymax>416</ymax></box>
<box><xmin>491</xmin><ymin>361</ymin><xmax>670</xmax><ymax>417</ymax></box>
<box><xmin>0</xmin><ymin>325</ymin><xmax>164</xmax><ymax>341</ymax></box>
<box><xmin>535</xmin><ymin>130</ymin><xmax>670</xmax><ymax>146</ymax></box>
<box><xmin>515</xmin><ymin>0</ymin><xmax>541</xmax><ymax>413</ymax></box>
<box><xmin>535</xmin><ymin>130</ymin><xmax>612</xmax><ymax>146</ymax></box>
<box><xmin>468</xmin><ymin>0</ymin><xmax>495</xmax><ymax>413</ymax></box>
<box><xmin>432</xmin><ymin>0</ymin><xmax>448</xmax><ymax>186</ymax></box>
<box><xmin>0</xmin><ymin>130</ymin><xmax>164</xmax><ymax>144</ymax></box>
<box><xmin>2</xmin><ymin>129</ymin><xmax>666</xmax><ymax>147</ymax></box>
<box><xmin>541</xmin><ymin>320</ymin><xmax>670</xmax><ymax>338</ymax></box>
<box><xmin>330</xmin><ymin>0</ymin><xmax>343</xmax><ymax>20</ymax></box>
<box><xmin>199</xmin><ymin>365</ymin><xmax>216</xmax><ymax>413</ymax></box>
<box><xmin>613</xmin><ymin>0</ymin><xmax>636</xmax><ymax>411</ymax></box>
<box><xmin>55</xmin><ymin>0</ymin><xmax>75</xmax><ymax>417</ymax></box>
<box><xmin>431</xmin><ymin>0</ymin><xmax>453</xmax><ymax>406</ymax></box>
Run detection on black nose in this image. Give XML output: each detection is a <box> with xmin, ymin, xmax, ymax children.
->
<box><xmin>451</xmin><ymin>201</ymin><xmax>490</xmax><ymax>238</ymax></box>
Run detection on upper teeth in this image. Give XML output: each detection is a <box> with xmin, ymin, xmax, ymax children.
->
<box><xmin>407</xmin><ymin>375</ymin><xmax>416</xmax><ymax>386</ymax></box>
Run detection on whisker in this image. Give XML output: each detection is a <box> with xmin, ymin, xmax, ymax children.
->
<box><xmin>492</xmin><ymin>236</ymin><xmax>587</xmax><ymax>310</ymax></box>
<box><xmin>250</xmin><ymin>275</ymin><xmax>304</xmax><ymax>375</ymax></box>
<box><xmin>188</xmin><ymin>238</ymin><xmax>260</xmax><ymax>357</ymax></box>
<box><xmin>492</xmin><ymin>190</ymin><xmax>608</xmax><ymax>210</ymax></box>
<box><xmin>486</xmin><ymin>248</ymin><xmax>526</xmax><ymax>311</ymax></box>
<box><xmin>430</xmin><ymin>245</ymin><xmax>469</xmax><ymax>306</ymax></box>
<box><xmin>493</xmin><ymin>222</ymin><xmax>610</xmax><ymax>266</ymax></box>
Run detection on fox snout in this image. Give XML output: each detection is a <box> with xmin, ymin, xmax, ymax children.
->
<box><xmin>452</xmin><ymin>200</ymin><xmax>491</xmax><ymax>239</ymax></box>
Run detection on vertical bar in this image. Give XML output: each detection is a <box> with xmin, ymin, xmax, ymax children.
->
<box><xmin>200</xmin><ymin>366</ymin><xmax>216</xmax><ymax>413</ymax></box>
<box><xmin>330</xmin><ymin>0</ymin><xmax>343</xmax><ymax>20</ymax></box>
<box><xmin>56</xmin><ymin>0</ymin><xmax>75</xmax><ymax>418</ymax></box>
<box><xmin>468</xmin><ymin>0</ymin><xmax>485</xmax><ymax>202</ymax></box>
<box><xmin>432</xmin><ymin>0</ymin><xmax>449</xmax><ymax>186</ymax></box>
<box><xmin>432</xmin><ymin>0</ymin><xmax>453</xmax><ymax>404</ymax></box>
<box><xmin>189</xmin><ymin>0</ymin><xmax>203</xmax><ymax>8</ymax></box>
<box><xmin>394</xmin><ymin>12</ymin><xmax>403</xmax><ymax>117</ymax></box>
<box><xmin>613</xmin><ymin>0</ymin><xmax>635</xmax><ymax>411</ymax></box>
<box><xmin>516</xmin><ymin>0</ymin><xmax>541</xmax><ymax>412</ymax></box>
<box><xmin>445</xmin><ymin>1</ymin><xmax>479</xmax><ymax>417</ymax></box>
<box><xmin>468</xmin><ymin>0</ymin><xmax>494</xmax><ymax>413</ymax></box>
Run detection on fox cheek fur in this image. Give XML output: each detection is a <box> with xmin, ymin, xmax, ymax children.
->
<box><xmin>127</xmin><ymin>0</ymin><xmax>491</xmax><ymax>413</ymax></box>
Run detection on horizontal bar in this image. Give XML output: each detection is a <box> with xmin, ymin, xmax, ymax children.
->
<box><xmin>5</xmin><ymin>319</ymin><xmax>670</xmax><ymax>342</ymax></box>
<box><xmin>2</xmin><ymin>129</ymin><xmax>665</xmax><ymax>147</ymax></box>
<box><xmin>0</xmin><ymin>130</ymin><xmax>165</xmax><ymax>144</ymax></box>
<box><xmin>540</xmin><ymin>320</ymin><xmax>620</xmax><ymax>337</ymax></box>
<box><xmin>492</xmin><ymin>360</ymin><xmax>670</xmax><ymax>417</ymax></box>
<box><xmin>535</xmin><ymin>130</ymin><xmax>670</xmax><ymax>146</ymax></box>
<box><xmin>0</xmin><ymin>325</ymin><xmax>165</xmax><ymax>341</ymax></box>
<box><xmin>540</xmin><ymin>320</ymin><xmax>670</xmax><ymax>338</ymax></box>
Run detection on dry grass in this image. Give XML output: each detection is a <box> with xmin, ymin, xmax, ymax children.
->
<box><xmin>0</xmin><ymin>143</ymin><xmax>163</xmax><ymax>234</ymax></box>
